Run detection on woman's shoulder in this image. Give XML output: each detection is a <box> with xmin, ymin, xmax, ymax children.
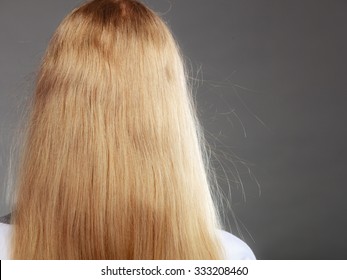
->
<box><xmin>0</xmin><ymin>222</ymin><xmax>11</xmax><ymax>260</ymax></box>
<box><xmin>217</xmin><ymin>229</ymin><xmax>256</xmax><ymax>260</ymax></box>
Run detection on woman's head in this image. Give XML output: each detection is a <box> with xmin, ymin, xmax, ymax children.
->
<box><xmin>11</xmin><ymin>0</ymin><xmax>225</xmax><ymax>259</ymax></box>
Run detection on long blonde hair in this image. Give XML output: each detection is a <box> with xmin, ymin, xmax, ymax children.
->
<box><xmin>10</xmin><ymin>0</ymin><xmax>225</xmax><ymax>259</ymax></box>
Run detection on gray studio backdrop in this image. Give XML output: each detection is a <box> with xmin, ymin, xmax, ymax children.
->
<box><xmin>0</xmin><ymin>0</ymin><xmax>346</xmax><ymax>259</ymax></box>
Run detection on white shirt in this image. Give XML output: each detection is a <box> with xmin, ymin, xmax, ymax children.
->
<box><xmin>0</xmin><ymin>223</ymin><xmax>255</xmax><ymax>260</ymax></box>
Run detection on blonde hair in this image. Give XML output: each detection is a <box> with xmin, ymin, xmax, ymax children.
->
<box><xmin>10</xmin><ymin>0</ymin><xmax>225</xmax><ymax>259</ymax></box>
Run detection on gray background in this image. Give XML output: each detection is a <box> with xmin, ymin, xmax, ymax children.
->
<box><xmin>0</xmin><ymin>0</ymin><xmax>346</xmax><ymax>259</ymax></box>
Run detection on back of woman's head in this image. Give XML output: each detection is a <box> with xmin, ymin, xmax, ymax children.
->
<box><xmin>10</xmin><ymin>0</ymin><xmax>225</xmax><ymax>259</ymax></box>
